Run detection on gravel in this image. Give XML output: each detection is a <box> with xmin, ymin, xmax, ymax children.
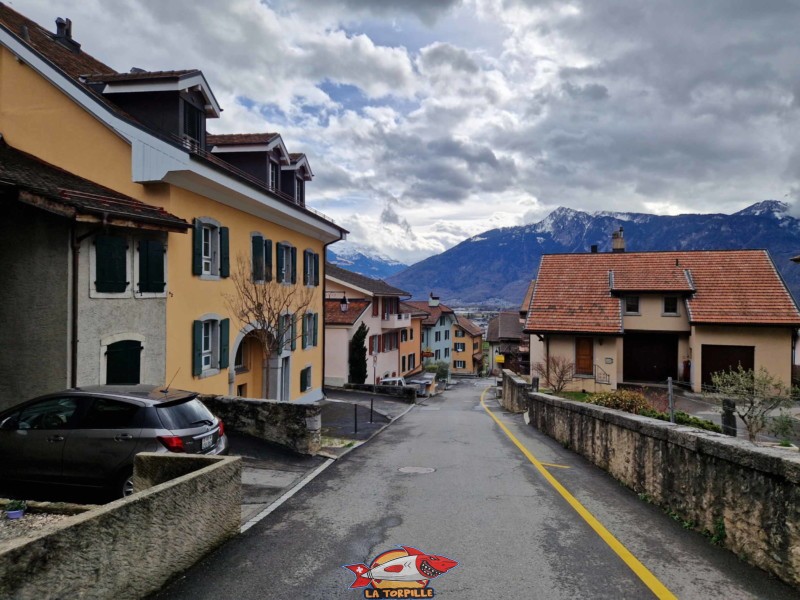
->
<box><xmin>0</xmin><ymin>511</ymin><xmax>71</xmax><ymax>544</ymax></box>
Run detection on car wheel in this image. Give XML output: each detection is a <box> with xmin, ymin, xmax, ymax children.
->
<box><xmin>117</xmin><ymin>468</ymin><xmax>134</xmax><ymax>498</ymax></box>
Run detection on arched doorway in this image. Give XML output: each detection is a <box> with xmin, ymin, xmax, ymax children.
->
<box><xmin>106</xmin><ymin>340</ymin><xmax>142</xmax><ymax>385</ymax></box>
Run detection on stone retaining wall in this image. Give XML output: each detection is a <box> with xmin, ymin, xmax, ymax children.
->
<box><xmin>500</xmin><ymin>369</ymin><xmax>529</xmax><ymax>413</ymax></box>
<box><xmin>0</xmin><ymin>453</ymin><xmax>241</xmax><ymax>599</ymax></box>
<box><xmin>200</xmin><ymin>395</ymin><xmax>321</xmax><ymax>455</ymax></box>
<box><xmin>525</xmin><ymin>391</ymin><xmax>800</xmax><ymax>589</ymax></box>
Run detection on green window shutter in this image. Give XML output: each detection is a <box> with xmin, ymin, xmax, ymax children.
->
<box><xmin>264</xmin><ymin>239</ymin><xmax>273</xmax><ymax>282</ymax></box>
<box><xmin>192</xmin><ymin>320</ymin><xmax>203</xmax><ymax>376</ymax></box>
<box><xmin>252</xmin><ymin>235</ymin><xmax>264</xmax><ymax>281</ymax></box>
<box><xmin>303</xmin><ymin>250</ymin><xmax>311</xmax><ymax>285</ymax></box>
<box><xmin>219</xmin><ymin>318</ymin><xmax>230</xmax><ymax>369</ymax></box>
<box><xmin>290</xmin><ymin>314</ymin><xmax>297</xmax><ymax>351</ymax></box>
<box><xmin>219</xmin><ymin>227</ymin><xmax>230</xmax><ymax>277</ymax></box>
<box><xmin>290</xmin><ymin>246</ymin><xmax>297</xmax><ymax>284</ymax></box>
<box><xmin>276</xmin><ymin>243</ymin><xmax>285</xmax><ymax>283</ymax></box>
<box><xmin>313</xmin><ymin>312</ymin><xmax>319</xmax><ymax>347</ymax></box>
<box><xmin>313</xmin><ymin>253</ymin><xmax>320</xmax><ymax>286</ymax></box>
<box><xmin>95</xmin><ymin>235</ymin><xmax>128</xmax><ymax>293</ymax></box>
<box><xmin>302</xmin><ymin>313</ymin><xmax>308</xmax><ymax>349</ymax></box>
<box><xmin>300</xmin><ymin>367</ymin><xmax>308</xmax><ymax>392</ymax></box>
<box><xmin>139</xmin><ymin>240</ymin><xmax>166</xmax><ymax>293</ymax></box>
<box><xmin>192</xmin><ymin>220</ymin><xmax>202</xmax><ymax>275</ymax></box>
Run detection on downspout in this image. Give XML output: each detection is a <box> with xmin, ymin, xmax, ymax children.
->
<box><xmin>545</xmin><ymin>336</ymin><xmax>550</xmax><ymax>384</ymax></box>
<box><xmin>70</xmin><ymin>223</ymin><xmax>103</xmax><ymax>387</ymax></box>
<box><xmin>322</xmin><ymin>236</ymin><xmax>344</xmax><ymax>396</ymax></box>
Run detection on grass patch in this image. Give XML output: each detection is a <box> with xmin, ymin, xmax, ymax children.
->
<box><xmin>558</xmin><ymin>391</ymin><xmax>591</xmax><ymax>402</ymax></box>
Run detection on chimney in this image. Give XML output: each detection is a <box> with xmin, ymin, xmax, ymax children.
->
<box><xmin>611</xmin><ymin>226</ymin><xmax>625</xmax><ymax>253</ymax></box>
<box><xmin>428</xmin><ymin>292</ymin><xmax>440</xmax><ymax>308</ymax></box>
<box><xmin>590</xmin><ymin>244</ymin><xmax>598</xmax><ymax>253</ymax></box>
<box><xmin>54</xmin><ymin>17</ymin><xmax>81</xmax><ymax>52</ymax></box>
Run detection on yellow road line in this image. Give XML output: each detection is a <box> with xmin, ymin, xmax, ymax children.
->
<box><xmin>539</xmin><ymin>462</ymin><xmax>571</xmax><ymax>469</ymax></box>
<box><xmin>480</xmin><ymin>388</ymin><xmax>677</xmax><ymax>600</ymax></box>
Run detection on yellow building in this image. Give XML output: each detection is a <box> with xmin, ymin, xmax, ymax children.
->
<box><xmin>452</xmin><ymin>315</ymin><xmax>484</xmax><ymax>376</ymax></box>
<box><xmin>0</xmin><ymin>7</ymin><xmax>346</xmax><ymax>401</ymax></box>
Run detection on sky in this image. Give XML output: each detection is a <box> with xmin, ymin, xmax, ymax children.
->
<box><xmin>12</xmin><ymin>0</ymin><xmax>800</xmax><ymax>263</ymax></box>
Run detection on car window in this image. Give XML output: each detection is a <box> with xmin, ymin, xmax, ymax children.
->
<box><xmin>18</xmin><ymin>397</ymin><xmax>79</xmax><ymax>430</ymax></box>
<box><xmin>156</xmin><ymin>399</ymin><xmax>215</xmax><ymax>430</ymax></box>
<box><xmin>81</xmin><ymin>398</ymin><xmax>141</xmax><ymax>429</ymax></box>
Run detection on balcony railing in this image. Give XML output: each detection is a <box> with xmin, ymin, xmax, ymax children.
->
<box><xmin>382</xmin><ymin>312</ymin><xmax>411</xmax><ymax>329</ymax></box>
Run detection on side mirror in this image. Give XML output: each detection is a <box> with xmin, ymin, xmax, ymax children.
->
<box><xmin>0</xmin><ymin>416</ymin><xmax>18</xmax><ymax>431</ymax></box>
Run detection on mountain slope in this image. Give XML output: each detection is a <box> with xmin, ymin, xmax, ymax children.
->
<box><xmin>387</xmin><ymin>201</ymin><xmax>800</xmax><ymax>307</ymax></box>
<box><xmin>327</xmin><ymin>242</ymin><xmax>408</xmax><ymax>279</ymax></box>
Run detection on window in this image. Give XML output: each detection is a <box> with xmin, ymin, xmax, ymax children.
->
<box><xmin>455</xmin><ymin>329</ymin><xmax>465</xmax><ymax>338</ymax></box>
<box><xmin>302</xmin><ymin>312</ymin><xmax>319</xmax><ymax>349</ymax></box>
<box><xmin>382</xmin><ymin>332</ymin><xmax>398</xmax><ymax>352</ymax></box>
<box><xmin>82</xmin><ymin>398</ymin><xmax>140</xmax><ymax>429</ymax></box>
<box><xmin>435</xmin><ymin>331</ymin><xmax>441</xmax><ymax>342</ymax></box>
<box><xmin>303</xmin><ymin>250</ymin><xmax>320</xmax><ymax>286</ymax></box>
<box><xmin>625</xmin><ymin>296</ymin><xmax>640</xmax><ymax>314</ymax></box>
<box><xmin>402</xmin><ymin>356</ymin><xmax>407</xmax><ymax>372</ymax></box>
<box><xmin>280</xmin><ymin>313</ymin><xmax>296</xmax><ymax>352</ymax></box>
<box><xmin>182</xmin><ymin>99</ymin><xmax>203</xmax><ymax>144</ymax></box>
<box><xmin>237</xmin><ymin>384</ymin><xmax>247</xmax><ymax>397</ymax></box>
<box><xmin>408</xmin><ymin>354</ymin><xmax>416</xmax><ymax>370</ymax></box>
<box><xmin>370</xmin><ymin>335</ymin><xmax>379</xmax><ymax>354</ymax></box>
<box><xmin>444</xmin><ymin>348</ymin><xmax>450</xmax><ymax>358</ymax></box>
<box><xmin>192</xmin><ymin>218</ymin><xmax>229</xmax><ymax>278</ymax></box>
<box><xmin>454</xmin><ymin>360</ymin><xmax>466</xmax><ymax>369</ymax></box>
<box><xmin>137</xmin><ymin>239</ymin><xmax>166</xmax><ymax>294</ymax></box>
<box><xmin>269</xmin><ymin>161</ymin><xmax>279</xmax><ymax>191</ymax></box>
<box><xmin>444</xmin><ymin>330</ymin><xmax>450</xmax><ymax>340</ymax></box>
<box><xmin>410</xmin><ymin>329</ymin><xmax>414</xmax><ymax>341</ymax></box>
<box><xmin>234</xmin><ymin>339</ymin><xmax>247</xmax><ymax>371</ymax></box>
<box><xmin>296</xmin><ymin>178</ymin><xmax>305</xmax><ymax>206</ymax></box>
<box><xmin>251</xmin><ymin>235</ymin><xmax>273</xmax><ymax>282</ymax></box>
<box><xmin>435</xmin><ymin>349</ymin><xmax>441</xmax><ymax>360</ymax></box>
<box><xmin>17</xmin><ymin>398</ymin><xmax>78</xmax><ymax>430</ymax></box>
<box><xmin>300</xmin><ymin>366</ymin><xmax>312</xmax><ymax>392</ymax></box>
<box><xmin>664</xmin><ymin>296</ymin><xmax>679</xmax><ymax>315</ymax></box>
<box><xmin>276</xmin><ymin>242</ymin><xmax>297</xmax><ymax>284</ymax></box>
<box><xmin>455</xmin><ymin>343</ymin><xmax>466</xmax><ymax>352</ymax></box>
<box><xmin>382</xmin><ymin>297</ymin><xmax>399</xmax><ymax>319</ymax></box>
<box><xmin>95</xmin><ymin>234</ymin><xmax>128</xmax><ymax>294</ymax></box>
<box><xmin>192</xmin><ymin>318</ymin><xmax>230</xmax><ymax>376</ymax></box>
<box><xmin>400</xmin><ymin>329</ymin><xmax>408</xmax><ymax>343</ymax></box>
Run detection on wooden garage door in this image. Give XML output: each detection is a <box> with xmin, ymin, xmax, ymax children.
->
<box><xmin>575</xmin><ymin>337</ymin><xmax>593</xmax><ymax>375</ymax></box>
<box><xmin>701</xmin><ymin>345</ymin><xmax>754</xmax><ymax>388</ymax></box>
<box><xmin>623</xmin><ymin>333</ymin><xmax>678</xmax><ymax>382</ymax></box>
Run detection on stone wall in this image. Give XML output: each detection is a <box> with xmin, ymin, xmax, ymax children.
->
<box><xmin>200</xmin><ymin>395</ymin><xmax>322</xmax><ymax>454</ymax></box>
<box><xmin>343</xmin><ymin>384</ymin><xmax>417</xmax><ymax>402</ymax></box>
<box><xmin>0</xmin><ymin>453</ymin><xmax>241</xmax><ymax>599</ymax></box>
<box><xmin>500</xmin><ymin>369</ymin><xmax>529</xmax><ymax>413</ymax></box>
<box><xmin>525</xmin><ymin>391</ymin><xmax>800</xmax><ymax>589</ymax></box>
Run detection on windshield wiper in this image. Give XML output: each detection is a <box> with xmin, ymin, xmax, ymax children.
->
<box><xmin>191</xmin><ymin>419</ymin><xmax>214</xmax><ymax>427</ymax></box>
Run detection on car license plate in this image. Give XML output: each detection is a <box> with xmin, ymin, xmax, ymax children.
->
<box><xmin>201</xmin><ymin>435</ymin><xmax>212</xmax><ymax>450</ymax></box>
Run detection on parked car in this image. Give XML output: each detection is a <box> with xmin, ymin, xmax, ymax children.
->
<box><xmin>0</xmin><ymin>385</ymin><xmax>228</xmax><ymax>498</ymax></box>
<box><xmin>380</xmin><ymin>377</ymin><xmax>407</xmax><ymax>387</ymax></box>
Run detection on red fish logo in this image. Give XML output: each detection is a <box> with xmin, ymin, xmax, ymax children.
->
<box><xmin>344</xmin><ymin>546</ymin><xmax>458</xmax><ymax>597</ymax></box>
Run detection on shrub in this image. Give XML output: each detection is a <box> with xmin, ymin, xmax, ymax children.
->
<box><xmin>587</xmin><ymin>390</ymin><xmax>649</xmax><ymax>413</ymax></box>
<box><xmin>639</xmin><ymin>408</ymin><xmax>722</xmax><ymax>433</ymax></box>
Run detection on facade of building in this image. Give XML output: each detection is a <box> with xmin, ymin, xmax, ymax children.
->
<box><xmin>524</xmin><ymin>249</ymin><xmax>800</xmax><ymax>393</ymax></box>
<box><xmin>0</xmin><ymin>6</ymin><xmax>345</xmax><ymax>402</ymax></box>
<box><xmin>451</xmin><ymin>315</ymin><xmax>484</xmax><ymax>375</ymax></box>
<box><xmin>486</xmin><ymin>312</ymin><xmax>528</xmax><ymax>376</ymax></box>
<box><xmin>398</xmin><ymin>303</ymin><xmax>425</xmax><ymax>379</ymax></box>
<box><xmin>405</xmin><ymin>295</ymin><xmax>457</xmax><ymax>368</ymax></box>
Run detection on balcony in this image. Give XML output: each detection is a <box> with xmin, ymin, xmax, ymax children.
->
<box><xmin>382</xmin><ymin>312</ymin><xmax>411</xmax><ymax>329</ymax></box>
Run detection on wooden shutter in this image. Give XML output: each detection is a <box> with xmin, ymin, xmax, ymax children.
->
<box><xmin>300</xmin><ymin>367</ymin><xmax>308</xmax><ymax>392</ymax></box>
<box><xmin>313</xmin><ymin>313</ymin><xmax>319</xmax><ymax>347</ymax></box>
<box><xmin>276</xmin><ymin>243</ymin><xmax>285</xmax><ymax>283</ymax></box>
<box><xmin>192</xmin><ymin>220</ymin><xmax>202</xmax><ymax>275</ymax></box>
<box><xmin>219</xmin><ymin>227</ymin><xmax>230</xmax><ymax>277</ymax></box>
<box><xmin>313</xmin><ymin>253</ymin><xmax>320</xmax><ymax>286</ymax></box>
<box><xmin>290</xmin><ymin>246</ymin><xmax>297</xmax><ymax>284</ymax></box>
<box><xmin>219</xmin><ymin>319</ymin><xmax>230</xmax><ymax>369</ymax></box>
<box><xmin>303</xmin><ymin>250</ymin><xmax>311</xmax><ymax>285</ymax></box>
<box><xmin>95</xmin><ymin>235</ymin><xmax>128</xmax><ymax>293</ymax></box>
<box><xmin>264</xmin><ymin>239</ymin><xmax>273</xmax><ymax>281</ymax></box>
<box><xmin>302</xmin><ymin>313</ymin><xmax>308</xmax><ymax>349</ymax></box>
<box><xmin>192</xmin><ymin>320</ymin><xmax>203</xmax><ymax>376</ymax></box>
<box><xmin>252</xmin><ymin>235</ymin><xmax>264</xmax><ymax>281</ymax></box>
<box><xmin>372</xmin><ymin>299</ymin><xmax>379</xmax><ymax>317</ymax></box>
<box><xmin>290</xmin><ymin>314</ymin><xmax>297</xmax><ymax>351</ymax></box>
<box><xmin>139</xmin><ymin>240</ymin><xmax>166</xmax><ymax>293</ymax></box>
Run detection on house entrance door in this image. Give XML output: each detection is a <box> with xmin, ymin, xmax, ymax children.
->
<box><xmin>575</xmin><ymin>337</ymin><xmax>593</xmax><ymax>376</ymax></box>
<box><xmin>106</xmin><ymin>340</ymin><xmax>141</xmax><ymax>385</ymax></box>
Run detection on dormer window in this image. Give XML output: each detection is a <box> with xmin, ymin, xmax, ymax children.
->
<box><xmin>182</xmin><ymin>98</ymin><xmax>204</xmax><ymax>145</ymax></box>
<box><xmin>296</xmin><ymin>178</ymin><xmax>305</xmax><ymax>206</ymax></box>
<box><xmin>269</xmin><ymin>161</ymin><xmax>279</xmax><ymax>191</ymax></box>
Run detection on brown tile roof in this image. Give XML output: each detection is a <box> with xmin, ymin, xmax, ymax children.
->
<box><xmin>526</xmin><ymin>250</ymin><xmax>800</xmax><ymax>334</ymax></box>
<box><xmin>207</xmin><ymin>133</ymin><xmax>280</xmax><ymax>146</ymax></box>
<box><xmin>0</xmin><ymin>137</ymin><xmax>189</xmax><ymax>231</ymax></box>
<box><xmin>326</xmin><ymin>263</ymin><xmax>409</xmax><ymax>297</ymax></box>
<box><xmin>324</xmin><ymin>298</ymin><xmax>370</xmax><ymax>326</ymax></box>
<box><xmin>456</xmin><ymin>315</ymin><xmax>482</xmax><ymax>337</ymax></box>
<box><xmin>400</xmin><ymin>301</ymin><xmax>429</xmax><ymax>317</ymax></box>
<box><xmin>520</xmin><ymin>279</ymin><xmax>536</xmax><ymax>316</ymax></box>
<box><xmin>403</xmin><ymin>301</ymin><xmax>455</xmax><ymax>326</ymax></box>
<box><xmin>82</xmin><ymin>70</ymin><xmax>200</xmax><ymax>83</ymax></box>
<box><xmin>487</xmin><ymin>312</ymin><xmax>523</xmax><ymax>342</ymax></box>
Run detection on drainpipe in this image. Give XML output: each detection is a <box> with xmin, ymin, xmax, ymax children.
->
<box><xmin>70</xmin><ymin>223</ymin><xmax>102</xmax><ymax>388</ymax></box>
<box><xmin>321</xmin><ymin>236</ymin><xmax>344</xmax><ymax>396</ymax></box>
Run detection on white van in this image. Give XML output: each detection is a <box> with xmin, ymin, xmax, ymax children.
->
<box><xmin>380</xmin><ymin>377</ymin><xmax>407</xmax><ymax>387</ymax></box>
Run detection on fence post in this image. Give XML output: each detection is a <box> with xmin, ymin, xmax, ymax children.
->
<box><xmin>354</xmin><ymin>403</ymin><xmax>358</xmax><ymax>435</ymax></box>
<box><xmin>721</xmin><ymin>399</ymin><xmax>737</xmax><ymax>436</ymax></box>
<box><xmin>668</xmin><ymin>377</ymin><xmax>675</xmax><ymax>423</ymax></box>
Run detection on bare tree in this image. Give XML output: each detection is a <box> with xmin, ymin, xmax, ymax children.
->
<box><xmin>224</xmin><ymin>254</ymin><xmax>315</xmax><ymax>399</ymax></box>
<box><xmin>531</xmin><ymin>355</ymin><xmax>575</xmax><ymax>394</ymax></box>
<box><xmin>710</xmin><ymin>365</ymin><xmax>795</xmax><ymax>443</ymax></box>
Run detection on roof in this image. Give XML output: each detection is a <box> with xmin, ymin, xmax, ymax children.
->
<box><xmin>326</xmin><ymin>263</ymin><xmax>409</xmax><ymax>297</ymax></box>
<box><xmin>0</xmin><ymin>137</ymin><xmax>189</xmax><ymax>231</ymax></box>
<box><xmin>487</xmin><ymin>312</ymin><xmax>523</xmax><ymax>343</ymax></box>
<box><xmin>520</xmin><ymin>280</ymin><xmax>536</xmax><ymax>316</ymax></box>
<box><xmin>324</xmin><ymin>298</ymin><xmax>370</xmax><ymax>326</ymax></box>
<box><xmin>82</xmin><ymin>70</ymin><xmax>200</xmax><ymax>83</ymax></box>
<box><xmin>526</xmin><ymin>250</ymin><xmax>800</xmax><ymax>334</ymax></box>
<box><xmin>400</xmin><ymin>301</ymin><xmax>430</xmax><ymax>317</ymax></box>
<box><xmin>206</xmin><ymin>133</ymin><xmax>280</xmax><ymax>146</ymax></box>
<box><xmin>456</xmin><ymin>315</ymin><xmax>482</xmax><ymax>337</ymax></box>
<box><xmin>403</xmin><ymin>301</ymin><xmax>455</xmax><ymax>327</ymax></box>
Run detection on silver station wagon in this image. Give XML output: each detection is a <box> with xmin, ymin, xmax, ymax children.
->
<box><xmin>0</xmin><ymin>385</ymin><xmax>228</xmax><ymax>498</ymax></box>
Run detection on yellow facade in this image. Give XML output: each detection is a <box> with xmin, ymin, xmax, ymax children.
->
<box><xmin>399</xmin><ymin>317</ymin><xmax>422</xmax><ymax>377</ymax></box>
<box><xmin>0</xmin><ymin>45</ymin><xmax>332</xmax><ymax>400</ymax></box>
<box><xmin>451</xmin><ymin>323</ymin><xmax>482</xmax><ymax>375</ymax></box>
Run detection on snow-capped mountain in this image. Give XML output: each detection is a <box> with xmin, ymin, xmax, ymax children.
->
<box><xmin>387</xmin><ymin>201</ymin><xmax>800</xmax><ymax>307</ymax></box>
<box><xmin>326</xmin><ymin>241</ymin><xmax>408</xmax><ymax>279</ymax></box>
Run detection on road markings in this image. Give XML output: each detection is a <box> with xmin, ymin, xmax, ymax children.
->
<box><xmin>539</xmin><ymin>462</ymin><xmax>571</xmax><ymax>469</ymax></box>
<box><xmin>480</xmin><ymin>388</ymin><xmax>677</xmax><ymax>600</ymax></box>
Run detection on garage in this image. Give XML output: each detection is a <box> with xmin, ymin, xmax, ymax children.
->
<box><xmin>701</xmin><ymin>345</ymin><xmax>754</xmax><ymax>388</ymax></box>
<box><xmin>623</xmin><ymin>333</ymin><xmax>679</xmax><ymax>382</ymax></box>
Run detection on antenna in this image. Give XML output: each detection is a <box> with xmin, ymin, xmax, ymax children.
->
<box><xmin>161</xmin><ymin>368</ymin><xmax>180</xmax><ymax>394</ymax></box>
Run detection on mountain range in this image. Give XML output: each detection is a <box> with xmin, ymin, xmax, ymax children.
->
<box><xmin>326</xmin><ymin>241</ymin><xmax>408</xmax><ymax>280</ymax></box>
<box><xmin>385</xmin><ymin>201</ymin><xmax>800</xmax><ymax>308</ymax></box>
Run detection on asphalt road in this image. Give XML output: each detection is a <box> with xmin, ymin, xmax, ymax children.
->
<box><xmin>152</xmin><ymin>379</ymin><xmax>797</xmax><ymax>599</ymax></box>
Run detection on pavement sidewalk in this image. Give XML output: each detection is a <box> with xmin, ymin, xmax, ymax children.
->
<box><xmin>228</xmin><ymin>389</ymin><xmax>417</xmax><ymax>529</ymax></box>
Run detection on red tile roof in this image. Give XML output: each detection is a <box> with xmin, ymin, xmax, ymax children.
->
<box><xmin>326</xmin><ymin>263</ymin><xmax>409</xmax><ymax>297</ymax></box>
<box><xmin>525</xmin><ymin>250</ymin><xmax>800</xmax><ymax>334</ymax></box>
<box><xmin>403</xmin><ymin>301</ymin><xmax>455</xmax><ymax>326</ymax></box>
<box><xmin>207</xmin><ymin>133</ymin><xmax>279</xmax><ymax>146</ymax></box>
<box><xmin>324</xmin><ymin>298</ymin><xmax>370</xmax><ymax>326</ymax></box>
<box><xmin>456</xmin><ymin>315</ymin><xmax>482</xmax><ymax>337</ymax></box>
<box><xmin>520</xmin><ymin>279</ymin><xmax>536</xmax><ymax>316</ymax></box>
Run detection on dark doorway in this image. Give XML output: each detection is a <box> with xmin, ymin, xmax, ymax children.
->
<box><xmin>701</xmin><ymin>345</ymin><xmax>754</xmax><ymax>388</ymax></box>
<box><xmin>106</xmin><ymin>340</ymin><xmax>142</xmax><ymax>385</ymax></box>
<box><xmin>623</xmin><ymin>333</ymin><xmax>678</xmax><ymax>382</ymax></box>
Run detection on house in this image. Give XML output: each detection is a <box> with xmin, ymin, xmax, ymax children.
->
<box><xmin>486</xmin><ymin>312</ymin><xmax>528</xmax><ymax>375</ymax></box>
<box><xmin>452</xmin><ymin>315</ymin><xmax>484</xmax><ymax>376</ymax></box>
<box><xmin>0</xmin><ymin>139</ymin><xmax>189</xmax><ymax>410</ymax></box>
<box><xmin>404</xmin><ymin>295</ymin><xmax>457</xmax><ymax>367</ymax></box>
<box><xmin>324</xmin><ymin>264</ymin><xmax>410</xmax><ymax>386</ymax></box>
<box><xmin>399</xmin><ymin>302</ymin><xmax>426</xmax><ymax>379</ymax></box>
<box><xmin>524</xmin><ymin>248</ymin><xmax>800</xmax><ymax>393</ymax></box>
<box><xmin>0</xmin><ymin>6</ymin><xmax>346</xmax><ymax>402</ymax></box>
